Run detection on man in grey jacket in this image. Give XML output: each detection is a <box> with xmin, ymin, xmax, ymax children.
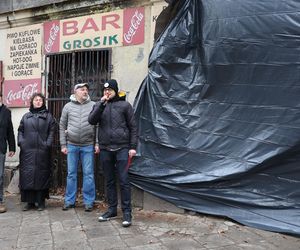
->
<box><xmin>59</xmin><ymin>83</ymin><xmax>99</xmax><ymax>212</ymax></box>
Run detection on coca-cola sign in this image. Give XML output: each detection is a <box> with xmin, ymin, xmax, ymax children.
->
<box><xmin>123</xmin><ymin>7</ymin><xmax>145</xmax><ymax>46</ymax></box>
<box><xmin>44</xmin><ymin>20</ymin><xmax>60</xmax><ymax>54</ymax></box>
<box><xmin>3</xmin><ymin>79</ymin><xmax>41</xmax><ymax>107</ymax></box>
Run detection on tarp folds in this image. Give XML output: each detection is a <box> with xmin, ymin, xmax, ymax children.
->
<box><xmin>132</xmin><ymin>0</ymin><xmax>300</xmax><ymax>235</ymax></box>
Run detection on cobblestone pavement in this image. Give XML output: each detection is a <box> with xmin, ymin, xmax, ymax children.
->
<box><xmin>0</xmin><ymin>194</ymin><xmax>299</xmax><ymax>249</ymax></box>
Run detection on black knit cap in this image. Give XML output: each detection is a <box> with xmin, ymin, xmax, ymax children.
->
<box><xmin>104</xmin><ymin>79</ymin><xmax>119</xmax><ymax>93</ymax></box>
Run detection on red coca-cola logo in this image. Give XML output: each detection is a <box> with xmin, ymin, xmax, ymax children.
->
<box><xmin>45</xmin><ymin>23</ymin><xmax>60</xmax><ymax>53</ymax></box>
<box><xmin>123</xmin><ymin>8</ymin><xmax>145</xmax><ymax>45</ymax></box>
<box><xmin>44</xmin><ymin>21</ymin><xmax>60</xmax><ymax>54</ymax></box>
<box><xmin>6</xmin><ymin>83</ymin><xmax>38</xmax><ymax>105</ymax></box>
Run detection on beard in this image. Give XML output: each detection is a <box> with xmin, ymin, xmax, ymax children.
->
<box><xmin>82</xmin><ymin>95</ymin><xmax>88</xmax><ymax>100</ymax></box>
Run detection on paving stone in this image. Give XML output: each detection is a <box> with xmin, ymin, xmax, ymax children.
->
<box><xmin>51</xmin><ymin>221</ymin><xmax>64</xmax><ymax>231</ymax></box>
<box><xmin>55</xmin><ymin>240</ymin><xmax>92</xmax><ymax>250</ymax></box>
<box><xmin>117</xmin><ymin>225</ymin><xmax>145</xmax><ymax>236</ymax></box>
<box><xmin>0</xmin><ymin>214</ymin><xmax>22</xmax><ymax>225</ymax></box>
<box><xmin>19</xmin><ymin>224</ymin><xmax>51</xmax><ymax>235</ymax></box>
<box><xmin>0</xmin><ymin>227</ymin><xmax>19</xmax><ymax>239</ymax></box>
<box><xmin>77</xmin><ymin>213</ymin><xmax>100</xmax><ymax>224</ymax></box>
<box><xmin>87</xmin><ymin>222</ymin><xmax>120</xmax><ymax>237</ymax></box>
<box><xmin>194</xmin><ymin>233</ymin><xmax>235</xmax><ymax>249</ymax></box>
<box><xmin>268</xmin><ymin>235</ymin><xmax>300</xmax><ymax>250</ymax></box>
<box><xmin>139</xmin><ymin>226</ymin><xmax>172</xmax><ymax>237</ymax></box>
<box><xmin>49</xmin><ymin>209</ymin><xmax>78</xmax><ymax>222</ymax></box>
<box><xmin>222</xmin><ymin>226</ymin><xmax>265</xmax><ymax>245</ymax></box>
<box><xmin>18</xmin><ymin>244</ymin><xmax>53</xmax><ymax>250</ymax></box>
<box><xmin>159</xmin><ymin>237</ymin><xmax>204</xmax><ymax>250</ymax></box>
<box><xmin>130</xmin><ymin>243</ymin><xmax>169</xmax><ymax>250</ymax></box>
<box><xmin>85</xmin><ymin>226</ymin><xmax>106</xmax><ymax>239</ymax></box>
<box><xmin>21</xmin><ymin>213</ymin><xmax>50</xmax><ymax>225</ymax></box>
<box><xmin>60</xmin><ymin>219</ymin><xmax>82</xmax><ymax>230</ymax></box>
<box><xmin>89</xmin><ymin>236</ymin><xmax>128</xmax><ymax>249</ymax></box>
<box><xmin>235</xmin><ymin>243</ymin><xmax>272</xmax><ymax>250</ymax></box>
<box><xmin>122</xmin><ymin>235</ymin><xmax>160</xmax><ymax>247</ymax></box>
<box><xmin>1</xmin><ymin>195</ymin><xmax>299</xmax><ymax>250</ymax></box>
<box><xmin>52</xmin><ymin>229</ymin><xmax>87</xmax><ymax>243</ymax></box>
<box><xmin>0</xmin><ymin>238</ymin><xmax>17</xmax><ymax>249</ymax></box>
<box><xmin>17</xmin><ymin>233</ymin><xmax>53</xmax><ymax>248</ymax></box>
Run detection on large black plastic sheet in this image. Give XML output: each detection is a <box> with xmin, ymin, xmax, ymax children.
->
<box><xmin>131</xmin><ymin>0</ymin><xmax>300</xmax><ymax>235</ymax></box>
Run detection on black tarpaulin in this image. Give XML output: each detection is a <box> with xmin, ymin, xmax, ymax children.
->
<box><xmin>131</xmin><ymin>0</ymin><xmax>300</xmax><ymax>235</ymax></box>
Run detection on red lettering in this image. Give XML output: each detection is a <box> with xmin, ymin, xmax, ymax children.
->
<box><xmin>63</xmin><ymin>20</ymin><xmax>78</xmax><ymax>35</ymax></box>
<box><xmin>62</xmin><ymin>14</ymin><xmax>121</xmax><ymax>35</ymax></box>
<box><xmin>102</xmin><ymin>14</ymin><xmax>120</xmax><ymax>30</ymax></box>
<box><xmin>81</xmin><ymin>18</ymin><xmax>100</xmax><ymax>33</ymax></box>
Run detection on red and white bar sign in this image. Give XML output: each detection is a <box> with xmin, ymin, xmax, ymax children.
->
<box><xmin>44</xmin><ymin>7</ymin><xmax>145</xmax><ymax>54</ymax></box>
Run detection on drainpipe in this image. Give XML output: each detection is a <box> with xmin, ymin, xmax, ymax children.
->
<box><xmin>6</xmin><ymin>0</ymin><xmax>14</xmax><ymax>28</ymax></box>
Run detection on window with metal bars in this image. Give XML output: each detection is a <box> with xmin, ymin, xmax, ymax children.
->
<box><xmin>46</xmin><ymin>49</ymin><xmax>111</xmax><ymax>195</ymax></box>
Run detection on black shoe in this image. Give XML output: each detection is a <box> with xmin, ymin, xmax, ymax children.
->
<box><xmin>122</xmin><ymin>213</ymin><xmax>132</xmax><ymax>227</ymax></box>
<box><xmin>62</xmin><ymin>203</ymin><xmax>75</xmax><ymax>211</ymax></box>
<box><xmin>38</xmin><ymin>202</ymin><xmax>45</xmax><ymax>211</ymax></box>
<box><xmin>84</xmin><ymin>204</ymin><xmax>93</xmax><ymax>212</ymax></box>
<box><xmin>98</xmin><ymin>210</ymin><xmax>117</xmax><ymax>222</ymax></box>
<box><xmin>23</xmin><ymin>203</ymin><xmax>35</xmax><ymax>211</ymax></box>
<box><xmin>0</xmin><ymin>202</ymin><xmax>7</xmax><ymax>213</ymax></box>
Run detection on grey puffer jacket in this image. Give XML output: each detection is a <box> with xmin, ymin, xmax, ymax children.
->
<box><xmin>59</xmin><ymin>95</ymin><xmax>96</xmax><ymax>147</ymax></box>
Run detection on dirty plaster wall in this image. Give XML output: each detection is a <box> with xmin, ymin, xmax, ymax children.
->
<box><xmin>0</xmin><ymin>0</ymin><xmax>165</xmax><ymax>168</ymax></box>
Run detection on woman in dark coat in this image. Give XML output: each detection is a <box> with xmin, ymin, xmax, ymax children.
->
<box><xmin>18</xmin><ymin>93</ymin><xmax>56</xmax><ymax>211</ymax></box>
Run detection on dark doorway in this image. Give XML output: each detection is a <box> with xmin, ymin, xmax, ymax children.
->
<box><xmin>46</xmin><ymin>49</ymin><xmax>111</xmax><ymax>199</ymax></box>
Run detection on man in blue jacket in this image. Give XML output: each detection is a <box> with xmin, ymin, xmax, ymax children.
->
<box><xmin>0</xmin><ymin>93</ymin><xmax>16</xmax><ymax>213</ymax></box>
<box><xmin>88</xmin><ymin>79</ymin><xmax>137</xmax><ymax>227</ymax></box>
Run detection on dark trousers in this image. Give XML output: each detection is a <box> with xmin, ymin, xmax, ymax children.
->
<box><xmin>100</xmin><ymin>148</ymin><xmax>131</xmax><ymax>214</ymax></box>
<box><xmin>0</xmin><ymin>153</ymin><xmax>5</xmax><ymax>203</ymax></box>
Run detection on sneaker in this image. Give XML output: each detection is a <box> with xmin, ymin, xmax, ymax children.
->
<box><xmin>84</xmin><ymin>204</ymin><xmax>93</xmax><ymax>212</ymax></box>
<box><xmin>0</xmin><ymin>203</ymin><xmax>7</xmax><ymax>213</ymax></box>
<box><xmin>98</xmin><ymin>210</ymin><xmax>117</xmax><ymax>222</ymax></box>
<box><xmin>22</xmin><ymin>203</ymin><xmax>35</xmax><ymax>211</ymax></box>
<box><xmin>62</xmin><ymin>203</ymin><xmax>75</xmax><ymax>211</ymax></box>
<box><xmin>122</xmin><ymin>213</ymin><xmax>132</xmax><ymax>227</ymax></box>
